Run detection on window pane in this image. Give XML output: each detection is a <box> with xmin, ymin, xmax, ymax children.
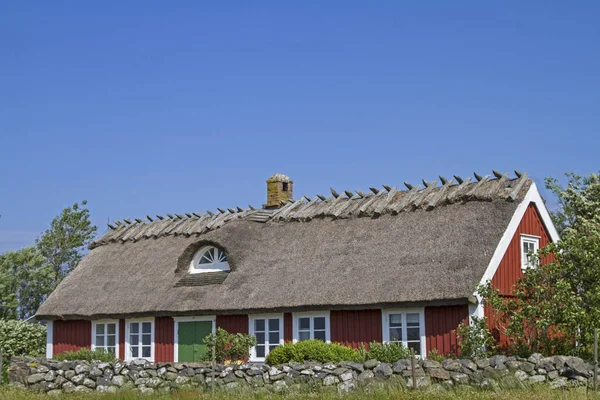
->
<box><xmin>314</xmin><ymin>317</ymin><xmax>325</xmax><ymax>330</ymax></box>
<box><xmin>96</xmin><ymin>335</ymin><xmax>104</xmax><ymax>347</ymax></box>
<box><xmin>254</xmin><ymin>319</ymin><xmax>265</xmax><ymax>332</ymax></box>
<box><xmin>142</xmin><ymin>334</ymin><xmax>151</xmax><ymax>345</ymax></box>
<box><xmin>142</xmin><ymin>322</ymin><xmax>151</xmax><ymax>334</ymax></box>
<box><xmin>299</xmin><ymin>317</ymin><xmax>310</xmax><ymax>330</ymax></box>
<box><xmin>269</xmin><ymin>345</ymin><xmax>278</xmax><ymax>352</ymax></box>
<box><xmin>406</xmin><ymin>313</ymin><xmax>419</xmax><ymax>326</ymax></box>
<box><xmin>131</xmin><ymin>347</ymin><xmax>138</xmax><ymax>358</ymax></box>
<box><xmin>107</xmin><ymin>347</ymin><xmax>115</xmax><ymax>354</ymax></box>
<box><xmin>107</xmin><ymin>336</ymin><xmax>116</xmax><ymax>346</ymax></box>
<box><xmin>131</xmin><ymin>323</ymin><xmax>139</xmax><ymax>334</ymax></box>
<box><xmin>130</xmin><ymin>335</ymin><xmax>139</xmax><ymax>346</ymax></box>
<box><xmin>218</xmin><ymin>249</ymin><xmax>227</xmax><ymax>262</ymax></box>
<box><xmin>314</xmin><ymin>330</ymin><xmax>326</xmax><ymax>341</ymax></box>
<box><xmin>96</xmin><ymin>324</ymin><xmax>105</xmax><ymax>335</ymax></box>
<box><xmin>408</xmin><ymin>341</ymin><xmax>421</xmax><ymax>355</ymax></box>
<box><xmin>256</xmin><ymin>345</ymin><xmax>265</xmax><ymax>358</ymax></box>
<box><xmin>390</xmin><ymin>327</ymin><xmax>402</xmax><ymax>341</ymax></box>
<box><xmin>299</xmin><ymin>331</ymin><xmax>310</xmax><ymax>341</ymax></box>
<box><xmin>407</xmin><ymin>327</ymin><xmax>420</xmax><ymax>341</ymax></box>
<box><xmin>268</xmin><ymin>319</ymin><xmax>279</xmax><ymax>332</ymax></box>
<box><xmin>107</xmin><ymin>324</ymin><xmax>116</xmax><ymax>335</ymax></box>
<box><xmin>269</xmin><ymin>332</ymin><xmax>279</xmax><ymax>344</ymax></box>
<box><xmin>389</xmin><ymin>314</ymin><xmax>402</xmax><ymax>327</ymax></box>
<box><xmin>142</xmin><ymin>346</ymin><xmax>151</xmax><ymax>358</ymax></box>
<box><xmin>255</xmin><ymin>332</ymin><xmax>265</xmax><ymax>344</ymax></box>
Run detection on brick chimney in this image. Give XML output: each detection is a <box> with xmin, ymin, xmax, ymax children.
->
<box><xmin>264</xmin><ymin>173</ymin><xmax>293</xmax><ymax>209</ymax></box>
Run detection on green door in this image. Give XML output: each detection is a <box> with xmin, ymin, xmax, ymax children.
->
<box><xmin>178</xmin><ymin>321</ymin><xmax>213</xmax><ymax>362</ymax></box>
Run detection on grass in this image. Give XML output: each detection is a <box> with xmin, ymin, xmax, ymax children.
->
<box><xmin>1</xmin><ymin>386</ymin><xmax>600</xmax><ymax>400</ymax></box>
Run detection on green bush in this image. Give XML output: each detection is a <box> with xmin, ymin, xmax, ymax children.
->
<box><xmin>0</xmin><ymin>319</ymin><xmax>46</xmax><ymax>360</ymax></box>
<box><xmin>454</xmin><ymin>316</ymin><xmax>497</xmax><ymax>359</ymax></box>
<box><xmin>200</xmin><ymin>328</ymin><xmax>257</xmax><ymax>363</ymax></box>
<box><xmin>365</xmin><ymin>342</ymin><xmax>410</xmax><ymax>363</ymax></box>
<box><xmin>53</xmin><ymin>348</ymin><xmax>117</xmax><ymax>362</ymax></box>
<box><xmin>265</xmin><ymin>340</ymin><xmax>362</xmax><ymax>365</ymax></box>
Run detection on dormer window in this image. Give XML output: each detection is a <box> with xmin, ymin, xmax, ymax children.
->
<box><xmin>189</xmin><ymin>246</ymin><xmax>230</xmax><ymax>274</ymax></box>
<box><xmin>521</xmin><ymin>235</ymin><xmax>540</xmax><ymax>271</ymax></box>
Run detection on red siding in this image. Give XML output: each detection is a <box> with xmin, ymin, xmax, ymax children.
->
<box><xmin>216</xmin><ymin>315</ymin><xmax>248</xmax><ymax>334</ymax></box>
<box><xmin>487</xmin><ymin>202</ymin><xmax>554</xmax><ymax>348</ymax></box>
<box><xmin>118</xmin><ymin>319</ymin><xmax>125</xmax><ymax>360</ymax></box>
<box><xmin>155</xmin><ymin>317</ymin><xmax>174</xmax><ymax>362</ymax></box>
<box><xmin>284</xmin><ymin>313</ymin><xmax>293</xmax><ymax>342</ymax></box>
<box><xmin>425</xmin><ymin>305</ymin><xmax>469</xmax><ymax>356</ymax></box>
<box><xmin>53</xmin><ymin>320</ymin><xmax>91</xmax><ymax>356</ymax></box>
<box><xmin>330</xmin><ymin>310</ymin><xmax>382</xmax><ymax>348</ymax></box>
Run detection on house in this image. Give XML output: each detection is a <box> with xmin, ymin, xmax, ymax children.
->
<box><xmin>36</xmin><ymin>171</ymin><xmax>559</xmax><ymax>362</ymax></box>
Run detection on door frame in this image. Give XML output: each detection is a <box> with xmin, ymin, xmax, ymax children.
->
<box><xmin>173</xmin><ymin>316</ymin><xmax>216</xmax><ymax>362</ymax></box>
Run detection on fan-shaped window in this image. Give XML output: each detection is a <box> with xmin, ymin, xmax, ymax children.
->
<box><xmin>189</xmin><ymin>246</ymin><xmax>230</xmax><ymax>274</ymax></box>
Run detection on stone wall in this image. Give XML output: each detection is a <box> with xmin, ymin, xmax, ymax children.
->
<box><xmin>9</xmin><ymin>354</ymin><xmax>599</xmax><ymax>395</ymax></box>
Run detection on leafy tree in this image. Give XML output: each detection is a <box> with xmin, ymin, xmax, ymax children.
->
<box><xmin>454</xmin><ymin>316</ymin><xmax>497</xmax><ymax>358</ymax></box>
<box><xmin>36</xmin><ymin>200</ymin><xmax>96</xmax><ymax>289</ymax></box>
<box><xmin>480</xmin><ymin>172</ymin><xmax>600</xmax><ymax>357</ymax></box>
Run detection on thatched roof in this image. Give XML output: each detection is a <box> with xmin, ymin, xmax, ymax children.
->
<box><xmin>37</xmin><ymin>172</ymin><xmax>532</xmax><ymax>319</ymax></box>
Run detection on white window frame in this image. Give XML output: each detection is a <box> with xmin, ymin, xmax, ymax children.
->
<box><xmin>125</xmin><ymin>317</ymin><xmax>155</xmax><ymax>362</ymax></box>
<box><xmin>520</xmin><ymin>234</ymin><xmax>540</xmax><ymax>271</ymax></box>
<box><xmin>382</xmin><ymin>308</ymin><xmax>426</xmax><ymax>357</ymax></box>
<box><xmin>189</xmin><ymin>246</ymin><xmax>230</xmax><ymax>274</ymax></box>
<box><xmin>249</xmin><ymin>314</ymin><xmax>284</xmax><ymax>362</ymax></box>
<box><xmin>91</xmin><ymin>319</ymin><xmax>119</xmax><ymax>356</ymax></box>
<box><xmin>292</xmin><ymin>311</ymin><xmax>330</xmax><ymax>343</ymax></box>
<box><xmin>173</xmin><ymin>316</ymin><xmax>216</xmax><ymax>362</ymax></box>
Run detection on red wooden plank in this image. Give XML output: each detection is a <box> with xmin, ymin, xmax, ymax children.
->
<box><xmin>155</xmin><ymin>317</ymin><xmax>174</xmax><ymax>362</ymax></box>
<box><xmin>216</xmin><ymin>315</ymin><xmax>249</xmax><ymax>334</ymax></box>
<box><xmin>119</xmin><ymin>319</ymin><xmax>125</xmax><ymax>360</ymax></box>
<box><xmin>425</xmin><ymin>305</ymin><xmax>468</xmax><ymax>356</ymax></box>
<box><xmin>53</xmin><ymin>320</ymin><xmax>91</xmax><ymax>356</ymax></box>
<box><xmin>330</xmin><ymin>309</ymin><xmax>382</xmax><ymax>348</ymax></box>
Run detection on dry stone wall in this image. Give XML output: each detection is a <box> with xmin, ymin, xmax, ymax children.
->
<box><xmin>9</xmin><ymin>354</ymin><xmax>600</xmax><ymax>395</ymax></box>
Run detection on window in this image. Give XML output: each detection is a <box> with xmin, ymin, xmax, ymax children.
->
<box><xmin>282</xmin><ymin>182</ymin><xmax>289</xmax><ymax>191</ymax></box>
<box><xmin>293</xmin><ymin>312</ymin><xmax>330</xmax><ymax>343</ymax></box>
<box><xmin>126</xmin><ymin>319</ymin><xmax>154</xmax><ymax>361</ymax></box>
<box><xmin>249</xmin><ymin>315</ymin><xmax>283</xmax><ymax>362</ymax></box>
<box><xmin>382</xmin><ymin>309</ymin><xmax>425</xmax><ymax>356</ymax></box>
<box><xmin>92</xmin><ymin>321</ymin><xmax>118</xmax><ymax>355</ymax></box>
<box><xmin>521</xmin><ymin>235</ymin><xmax>540</xmax><ymax>270</ymax></box>
<box><xmin>189</xmin><ymin>246</ymin><xmax>230</xmax><ymax>274</ymax></box>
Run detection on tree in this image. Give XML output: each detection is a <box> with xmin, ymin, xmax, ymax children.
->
<box><xmin>480</xmin><ymin>172</ymin><xmax>600</xmax><ymax>357</ymax></box>
<box><xmin>0</xmin><ymin>247</ymin><xmax>51</xmax><ymax>319</ymax></box>
<box><xmin>36</xmin><ymin>200</ymin><xmax>97</xmax><ymax>290</ymax></box>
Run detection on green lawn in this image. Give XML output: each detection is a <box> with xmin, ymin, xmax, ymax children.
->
<box><xmin>1</xmin><ymin>387</ymin><xmax>600</xmax><ymax>400</ymax></box>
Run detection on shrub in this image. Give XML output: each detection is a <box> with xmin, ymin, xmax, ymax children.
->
<box><xmin>0</xmin><ymin>319</ymin><xmax>46</xmax><ymax>360</ymax></box>
<box><xmin>265</xmin><ymin>340</ymin><xmax>362</xmax><ymax>365</ymax></box>
<box><xmin>200</xmin><ymin>328</ymin><xmax>257</xmax><ymax>363</ymax></box>
<box><xmin>454</xmin><ymin>316</ymin><xmax>497</xmax><ymax>359</ymax></box>
<box><xmin>427</xmin><ymin>348</ymin><xmax>447</xmax><ymax>362</ymax></box>
<box><xmin>53</xmin><ymin>348</ymin><xmax>117</xmax><ymax>362</ymax></box>
<box><xmin>365</xmin><ymin>342</ymin><xmax>410</xmax><ymax>363</ymax></box>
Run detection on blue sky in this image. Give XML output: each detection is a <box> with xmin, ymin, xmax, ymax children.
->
<box><xmin>1</xmin><ymin>1</ymin><xmax>598</xmax><ymax>253</ymax></box>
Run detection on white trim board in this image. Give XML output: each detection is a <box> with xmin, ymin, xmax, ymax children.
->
<box><xmin>173</xmin><ymin>316</ymin><xmax>216</xmax><ymax>363</ymax></box>
<box><xmin>46</xmin><ymin>320</ymin><xmax>53</xmax><ymax>359</ymax></box>
<box><xmin>472</xmin><ymin>182</ymin><xmax>560</xmax><ymax>320</ymax></box>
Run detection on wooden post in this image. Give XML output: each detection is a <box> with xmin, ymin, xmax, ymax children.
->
<box><xmin>410</xmin><ymin>347</ymin><xmax>416</xmax><ymax>391</ymax></box>
<box><xmin>594</xmin><ymin>328</ymin><xmax>598</xmax><ymax>392</ymax></box>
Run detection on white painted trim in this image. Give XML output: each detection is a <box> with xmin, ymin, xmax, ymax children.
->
<box><xmin>248</xmin><ymin>313</ymin><xmax>284</xmax><ymax>362</ymax></box>
<box><xmin>381</xmin><ymin>308</ymin><xmax>426</xmax><ymax>357</ymax></box>
<box><xmin>173</xmin><ymin>316</ymin><xmax>216</xmax><ymax>362</ymax></box>
<box><xmin>472</xmin><ymin>182</ymin><xmax>561</xmax><ymax>320</ymax></box>
<box><xmin>189</xmin><ymin>246</ymin><xmax>230</xmax><ymax>274</ymax></box>
<box><xmin>46</xmin><ymin>321</ymin><xmax>53</xmax><ymax>359</ymax></box>
<box><xmin>91</xmin><ymin>319</ymin><xmax>119</xmax><ymax>357</ymax></box>
<box><xmin>125</xmin><ymin>317</ymin><xmax>155</xmax><ymax>362</ymax></box>
<box><xmin>292</xmin><ymin>311</ymin><xmax>331</xmax><ymax>344</ymax></box>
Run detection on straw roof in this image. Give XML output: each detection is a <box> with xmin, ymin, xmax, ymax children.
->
<box><xmin>37</xmin><ymin>172</ymin><xmax>532</xmax><ymax>319</ymax></box>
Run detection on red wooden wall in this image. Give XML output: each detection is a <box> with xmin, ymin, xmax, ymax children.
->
<box><xmin>216</xmin><ymin>315</ymin><xmax>248</xmax><ymax>334</ymax></box>
<box><xmin>425</xmin><ymin>305</ymin><xmax>469</xmax><ymax>356</ymax></box>
<box><xmin>486</xmin><ymin>202</ymin><xmax>554</xmax><ymax>348</ymax></box>
<box><xmin>118</xmin><ymin>319</ymin><xmax>125</xmax><ymax>360</ymax></box>
<box><xmin>330</xmin><ymin>310</ymin><xmax>382</xmax><ymax>348</ymax></box>
<box><xmin>284</xmin><ymin>313</ymin><xmax>293</xmax><ymax>342</ymax></box>
<box><xmin>53</xmin><ymin>320</ymin><xmax>91</xmax><ymax>356</ymax></box>
<box><xmin>155</xmin><ymin>317</ymin><xmax>174</xmax><ymax>362</ymax></box>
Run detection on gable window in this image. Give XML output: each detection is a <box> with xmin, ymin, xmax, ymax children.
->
<box><xmin>382</xmin><ymin>309</ymin><xmax>425</xmax><ymax>356</ymax></box>
<box><xmin>521</xmin><ymin>235</ymin><xmax>540</xmax><ymax>270</ymax></box>
<box><xmin>190</xmin><ymin>246</ymin><xmax>230</xmax><ymax>274</ymax></box>
<box><xmin>249</xmin><ymin>314</ymin><xmax>283</xmax><ymax>362</ymax></box>
<box><xmin>125</xmin><ymin>318</ymin><xmax>154</xmax><ymax>361</ymax></box>
<box><xmin>92</xmin><ymin>320</ymin><xmax>118</xmax><ymax>355</ymax></box>
<box><xmin>293</xmin><ymin>312</ymin><xmax>330</xmax><ymax>343</ymax></box>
